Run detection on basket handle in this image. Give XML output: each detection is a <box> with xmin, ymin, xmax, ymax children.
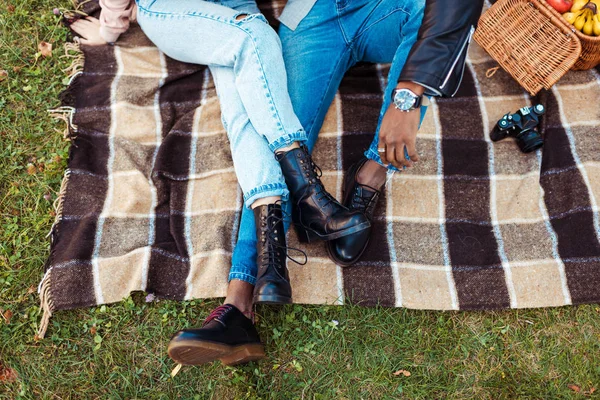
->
<box><xmin>534</xmin><ymin>0</ymin><xmax>582</xmax><ymax>41</ymax></box>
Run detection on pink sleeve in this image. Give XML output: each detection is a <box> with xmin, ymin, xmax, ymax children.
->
<box><xmin>99</xmin><ymin>0</ymin><xmax>135</xmax><ymax>43</ymax></box>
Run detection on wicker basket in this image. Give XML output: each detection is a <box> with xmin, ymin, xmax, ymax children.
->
<box><xmin>474</xmin><ymin>0</ymin><xmax>581</xmax><ymax>95</ymax></box>
<box><xmin>540</xmin><ymin>0</ymin><xmax>600</xmax><ymax>70</ymax></box>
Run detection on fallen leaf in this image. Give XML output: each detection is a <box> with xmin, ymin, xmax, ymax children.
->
<box><xmin>0</xmin><ymin>364</ymin><xmax>18</xmax><ymax>382</ymax></box>
<box><xmin>568</xmin><ymin>384</ymin><xmax>581</xmax><ymax>393</ymax></box>
<box><xmin>89</xmin><ymin>326</ymin><xmax>97</xmax><ymax>335</ymax></box>
<box><xmin>170</xmin><ymin>364</ymin><xmax>182</xmax><ymax>378</ymax></box>
<box><xmin>3</xmin><ymin>310</ymin><xmax>13</xmax><ymax>324</ymax></box>
<box><xmin>26</xmin><ymin>163</ymin><xmax>36</xmax><ymax>175</ymax></box>
<box><xmin>38</xmin><ymin>41</ymin><xmax>53</xmax><ymax>57</ymax></box>
<box><xmin>27</xmin><ymin>285</ymin><xmax>36</xmax><ymax>294</ymax></box>
<box><xmin>591</xmin><ymin>387</ymin><xmax>596</xmax><ymax>394</ymax></box>
<box><xmin>393</xmin><ymin>369</ymin><xmax>411</xmax><ymax>377</ymax></box>
<box><xmin>7</xmin><ymin>4</ymin><xmax>15</xmax><ymax>13</ymax></box>
<box><xmin>0</xmin><ymin>70</ymin><xmax>7</xmax><ymax>82</ymax></box>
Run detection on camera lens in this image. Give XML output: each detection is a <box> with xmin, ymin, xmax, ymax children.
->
<box><xmin>516</xmin><ymin>129</ymin><xmax>543</xmax><ymax>153</ymax></box>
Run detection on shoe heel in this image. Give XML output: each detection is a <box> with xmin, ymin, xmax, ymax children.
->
<box><xmin>220</xmin><ymin>343</ymin><xmax>266</xmax><ymax>366</ymax></box>
<box><xmin>295</xmin><ymin>226</ymin><xmax>319</xmax><ymax>243</ymax></box>
<box><xmin>254</xmin><ymin>293</ymin><xmax>293</xmax><ymax>304</ymax></box>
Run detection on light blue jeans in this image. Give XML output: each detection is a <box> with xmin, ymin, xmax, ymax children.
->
<box><xmin>231</xmin><ymin>0</ymin><xmax>427</xmax><ymax>285</ymax></box>
<box><xmin>136</xmin><ymin>0</ymin><xmax>309</xmax><ymax>284</ymax></box>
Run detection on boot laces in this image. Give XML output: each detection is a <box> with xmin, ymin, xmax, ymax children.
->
<box><xmin>202</xmin><ymin>304</ymin><xmax>233</xmax><ymax>326</ymax></box>
<box><xmin>259</xmin><ymin>202</ymin><xmax>308</xmax><ymax>267</ymax></box>
<box><xmin>352</xmin><ymin>186</ymin><xmax>380</xmax><ymax>215</ymax></box>
<box><xmin>299</xmin><ymin>150</ymin><xmax>337</xmax><ymax>208</ymax></box>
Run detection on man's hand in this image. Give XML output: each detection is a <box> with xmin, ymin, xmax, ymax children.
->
<box><xmin>70</xmin><ymin>17</ymin><xmax>107</xmax><ymax>46</ymax></box>
<box><xmin>377</xmin><ymin>82</ymin><xmax>425</xmax><ymax>169</ymax></box>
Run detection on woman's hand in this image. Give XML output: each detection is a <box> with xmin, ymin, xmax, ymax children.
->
<box><xmin>70</xmin><ymin>17</ymin><xmax>107</xmax><ymax>46</ymax></box>
<box><xmin>377</xmin><ymin>104</ymin><xmax>421</xmax><ymax>169</ymax></box>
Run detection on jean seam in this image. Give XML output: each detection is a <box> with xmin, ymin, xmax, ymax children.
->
<box><xmin>269</xmin><ymin>130</ymin><xmax>308</xmax><ymax>152</ymax></box>
<box><xmin>305</xmin><ymin>47</ymin><xmax>352</xmax><ymax>143</ymax></box>
<box><xmin>241</xmin><ymin>25</ymin><xmax>288</xmax><ymax>137</ymax></box>
<box><xmin>354</xmin><ymin>8</ymin><xmax>411</xmax><ymax>44</ymax></box>
<box><xmin>228</xmin><ymin>271</ymin><xmax>256</xmax><ymax>285</ymax></box>
<box><xmin>243</xmin><ymin>183</ymin><xmax>288</xmax><ymax>201</ymax></box>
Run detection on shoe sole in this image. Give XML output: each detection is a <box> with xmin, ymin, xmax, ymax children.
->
<box><xmin>253</xmin><ymin>294</ymin><xmax>293</xmax><ymax>304</ymax></box>
<box><xmin>167</xmin><ymin>339</ymin><xmax>265</xmax><ymax>366</ymax></box>
<box><xmin>325</xmin><ymin>237</ymin><xmax>371</xmax><ymax>267</ymax></box>
<box><xmin>296</xmin><ymin>220</ymin><xmax>371</xmax><ymax>243</ymax></box>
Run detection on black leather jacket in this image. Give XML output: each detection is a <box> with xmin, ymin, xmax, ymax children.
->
<box><xmin>399</xmin><ymin>0</ymin><xmax>485</xmax><ymax>98</ymax></box>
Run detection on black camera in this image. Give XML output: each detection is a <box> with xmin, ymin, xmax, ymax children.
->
<box><xmin>491</xmin><ymin>104</ymin><xmax>545</xmax><ymax>153</ymax></box>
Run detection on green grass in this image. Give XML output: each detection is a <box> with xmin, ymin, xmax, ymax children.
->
<box><xmin>1</xmin><ymin>0</ymin><xmax>600</xmax><ymax>398</ymax></box>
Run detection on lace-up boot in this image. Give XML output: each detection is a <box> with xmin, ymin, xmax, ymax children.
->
<box><xmin>167</xmin><ymin>304</ymin><xmax>264</xmax><ymax>366</ymax></box>
<box><xmin>276</xmin><ymin>146</ymin><xmax>370</xmax><ymax>243</ymax></box>
<box><xmin>253</xmin><ymin>203</ymin><xmax>292</xmax><ymax>304</ymax></box>
<box><xmin>327</xmin><ymin>157</ymin><xmax>381</xmax><ymax>266</ymax></box>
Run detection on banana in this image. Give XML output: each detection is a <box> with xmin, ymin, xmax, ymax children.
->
<box><xmin>583</xmin><ymin>11</ymin><xmax>595</xmax><ymax>34</ymax></box>
<box><xmin>593</xmin><ymin>14</ymin><xmax>600</xmax><ymax>35</ymax></box>
<box><xmin>563</xmin><ymin>10</ymin><xmax>583</xmax><ymax>24</ymax></box>
<box><xmin>574</xmin><ymin>11</ymin><xmax>588</xmax><ymax>30</ymax></box>
<box><xmin>571</xmin><ymin>0</ymin><xmax>590</xmax><ymax>12</ymax></box>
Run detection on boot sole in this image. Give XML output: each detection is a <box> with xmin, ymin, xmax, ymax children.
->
<box><xmin>296</xmin><ymin>220</ymin><xmax>371</xmax><ymax>243</ymax></box>
<box><xmin>253</xmin><ymin>294</ymin><xmax>293</xmax><ymax>304</ymax></box>
<box><xmin>167</xmin><ymin>339</ymin><xmax>265</xmax><ymax>366</ymax></box>
<box><xmin>326</xmin><ymin>237</ymin><xmax>371</xmax><ymax>267</ymax></box>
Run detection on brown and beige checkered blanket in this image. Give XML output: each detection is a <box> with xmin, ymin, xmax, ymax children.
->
<box><xmin>38</xmin><ymin>0</ymin><xmax>600</xmax><ymax>337</ymax></box>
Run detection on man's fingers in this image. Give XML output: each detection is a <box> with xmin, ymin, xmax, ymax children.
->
<box><xmin>406</xmin><ymin>140</ymin><xmax>420</xmax><ymax>162</ymax></box>
<box><xmin>396</xmin><ymin>146</ymin><xmax>409</xmax><ymax>169</ymax></box>
<box><xmin>378</xmin><ymin>141</ymin><xmax>389</xmax><ymax>165</ymax></box>
<box><xmin>389</xmin><ymin>144</ymin><xmax>403</xmax><ymax>169</ymax></box>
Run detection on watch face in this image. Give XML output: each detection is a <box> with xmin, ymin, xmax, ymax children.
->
<box><xmin>394</xmin><ymin>90</ymin><xmax>417</xmax><ymax>111</ymax></box>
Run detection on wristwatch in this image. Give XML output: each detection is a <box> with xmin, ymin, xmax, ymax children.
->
<box><xmin>391</xmin><ymin>88</ymin><xmax>423</xmax><ymax>112</ymax></box>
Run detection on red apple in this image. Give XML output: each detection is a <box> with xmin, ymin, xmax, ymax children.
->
<box><xmin>546</xmin><ymin>0</ymin><xmax>573</xmax><ymax>13</ymax></box>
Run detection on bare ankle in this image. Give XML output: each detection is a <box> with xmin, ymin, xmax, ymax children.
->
<box><xmin>356</xmin><ymin>160</ymin><xmax>387</xmax><ymax>189</ymax></box>
<box><xmin>224</xmin><ymin>280</ymin><xmax>254</xmax><ymax>315</ymax></box>
<box><xmin>276</xmin><ymin>141</ymin><xmax>301</xmax><ymax>154</ymax></box>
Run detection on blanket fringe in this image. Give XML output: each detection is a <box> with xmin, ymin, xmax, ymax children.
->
<box><xmin>48</xmin><ymin>107</ymin><xmax>77</xmax><ymax>139</ymax></box>
<box><xmin>37</xmin><ymin>268</ymin><xmax>55</xmax><ymax>339</ymax></box>
<box><xmin>62</xmin><ymin>42</ymin><xmax>84</xmax><ymax>79</ymax></box>
<box><xmin>47</xmin><ymin>169</ymin><xmax>72</xmax><ymax>239</ymax></box>
<box><xmin>37</xmin><ymin>39</ymin><xmax>84</xmax><ymax>339</ymax></box>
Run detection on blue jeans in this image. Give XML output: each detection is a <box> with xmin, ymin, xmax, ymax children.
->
<box><xmin>230</xmin><ymin>0</ymin><xmax>427</xmax><ymax>285</ymax></box>
<box><xmin>136</xmin><ymin>0</ymin><xmax>307</xmax><ymax>207</ymax></box>
<box><xmin>136</xmin><ymin>0</ymin><xmax>309</xmax><ymax>285</ymax></box>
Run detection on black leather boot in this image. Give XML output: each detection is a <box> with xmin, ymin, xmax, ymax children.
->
<box><xmin>253</xmin><ymin>203</ymin><xmax>293</xmax><ymax>304</ymax></box>
<box><xmin>276</xmin><ymin>146</ymin><xmax>370</xmax><ymax>243</ymax></box>
<box><xmin>327</xmin><ymin>157</ymin><xmax>382</xmax><ymax>267</ymax></box>
<box><xmin>167</xmin><ymin>304</ymin><xmax>265</xmax><ymax>366</ymax></box>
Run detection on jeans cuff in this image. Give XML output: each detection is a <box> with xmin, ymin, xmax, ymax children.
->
<box><xmin>228</xmin><ymin>271</ymin><xmax>256</xmax><ymax>285</ymax></box>
<box><xmin>243</xmin><ymin>183</ymin><xmax>289</xmax><ymax>209</ymax></box>
<box><xmin>269</xmin><ymin>130</ymin><xmax>308</xmax><ymax>152</ymax></box>
<box><xmin>365</xmin><ymin>148</ymin><xmax>404</xmax><ymax>173</ymax></box>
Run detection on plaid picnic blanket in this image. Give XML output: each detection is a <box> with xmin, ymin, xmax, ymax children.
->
<box><xmin>38</xmin><ymin>0</ymin><xmax>600</xmax><ymax>337</ymax></box>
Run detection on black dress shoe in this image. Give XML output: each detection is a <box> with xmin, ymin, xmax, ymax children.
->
<box><xmin>276</xmin><ymin>146</ymin><xmax>370</xmax><ymax>243</ymax></box>
<box><xmin>327</xmin><ymin>157</ymin><xmax>382</xmax><ymax>267</ymax></box>
<box><xmin>253</xmin><ymin>203</ymin><xmax>293</xmax><ymax>304</ymax></box>
<box><xmin>167</xmin><ymin>304</ymin><xmax>265</xmax><ymax>366</ymax></box>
